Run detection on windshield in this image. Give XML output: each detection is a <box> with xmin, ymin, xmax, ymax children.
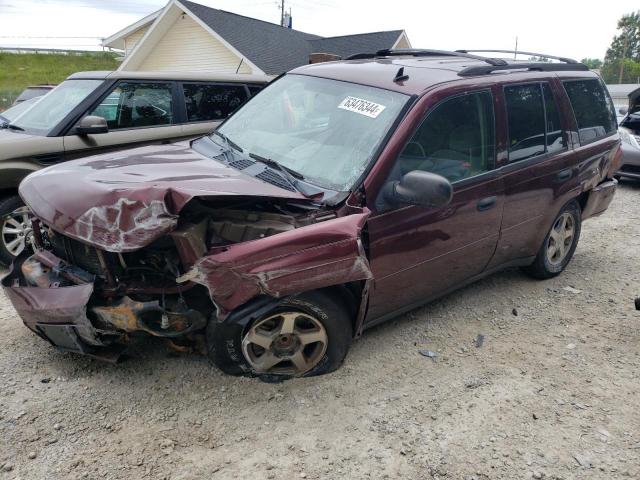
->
<box><xmin>10</xmin><ymin>79</ymin><xmax>103</xmax><ymax>135</ymax></box>
<box><xmin>1</xmin><ymin>96</ymin><xmax>42</xmax><ymax>123</ymax></box>
<box><xmin>216</xmin><ymin>74</ymin><xmax>409</xmax><ymax>191</ymax></box>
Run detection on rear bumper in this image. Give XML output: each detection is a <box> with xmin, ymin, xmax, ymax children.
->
<box><xmin>582</xmin><ymin>179</ymin><xmax>617</xmax><ymax>220</ymax></box>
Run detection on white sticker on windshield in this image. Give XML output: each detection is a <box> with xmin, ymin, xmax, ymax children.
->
<box><xmin>338</xmin><ymin>96</ymin><xmax>386</xmax><ymax>118</ymax></box>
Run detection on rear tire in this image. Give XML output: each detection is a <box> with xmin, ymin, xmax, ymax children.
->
<box><xmin>207</xmin><ymin>290</ymin><xmax>353</xmax><ymax>379</ymax></box>
<box><xmin>0</xmin><ymin>195</ymin><xmax>30</xmax><ymax>266</ymax></box>
<box><xmin>522</xmin><ymin>200</ymin><xmax>581</xmax><ymax>280</ymax></box>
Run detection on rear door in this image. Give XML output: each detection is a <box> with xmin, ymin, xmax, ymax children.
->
<box><xmin>62</xmin><ymin>80</ymin><xmax>183</xmax><ymax>159</ymax></box>
<box><xmin>365</xmin><ymin>89</ymin><xmax>504</xmax><ymax>321</ymax></box>
<box><xmin>179</xmin><ymin>82</ymin><xmax>249</xmax><ymax>138</ymax></box>
<box><xmin>489</xmin><ymin>78</ymin><xmax>618</xmax><ymax>268</ymax></box>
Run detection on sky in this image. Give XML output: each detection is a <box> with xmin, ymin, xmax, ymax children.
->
<box><xmin>0</xmin><ymin>0</ymin><xmax>638</xmax><ymax>61</ymax></box>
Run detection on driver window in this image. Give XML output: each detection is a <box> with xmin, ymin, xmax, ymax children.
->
<box><xmin>395</xmin><ymin>91</ymin><xmax>495</xmax><ymax>183</ymax></box>
<box><xmin>89</xmin><ymin>82</ymin><xmax>173</xmax><ymax>130</ymax></box>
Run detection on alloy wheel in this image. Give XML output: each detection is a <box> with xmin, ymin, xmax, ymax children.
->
<box><xmin>242</xmin><ymin>311</ymin><xmax>328</xmax><ymax>376</ymax></box>
<box><xmin>1</xmin><ymin>206</ymin><xmax>33</xmax><ymax>257</ymax></box>
<box><xmin>546</xmin><ymin>212</ymin><xmax>575</xmax><ymax>266</ymax></box>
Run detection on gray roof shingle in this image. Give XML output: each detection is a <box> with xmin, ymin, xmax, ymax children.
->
<box><xmin>179</xmin><ymin>0</ymin><xmax>403</xmax><ymax>74</ymax></box>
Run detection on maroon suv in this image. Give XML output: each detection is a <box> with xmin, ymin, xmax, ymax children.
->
<box><xmin>2</xmin><ymin>49</ymin><xmax>621</xmax><ymax>378</ymax></box>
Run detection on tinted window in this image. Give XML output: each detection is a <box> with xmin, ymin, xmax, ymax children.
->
<box><xmin>183</xmin><ymin>84</ymin><xmax>247</xmax><ymax>122</ymax></box>
<box><xmin>90</xmin><ymin>82</ymin><xmax>173</xmax><ymax>129</ymax></box>
<box><xmin>505</xmin><ymin>84</ymin><xmax>546</xmax><ymax>162</ymax></box>
<box><xmin>542</xmin><ymin>84</ymin><xmax>566</xmax><ymax>154</ymax></box>
<box><xmin>563</xmin><ymin>79</ymin><xmax>617</xmax><ymax>144</ymax></box>
<box><xmin>247</xmin><ymin>85</ymin><xmax>263</xmax><ymax>97</ymax></box>
<box><xmin>395</xmin><ymin>91</ymin><xmax>495</xmax><ymax>182</ymax></box>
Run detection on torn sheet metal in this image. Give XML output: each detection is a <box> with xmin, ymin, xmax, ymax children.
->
<box><xmin>180</xmin><ymin>211</ymin><xmax>372</xmax><ymax>313</ymax></box>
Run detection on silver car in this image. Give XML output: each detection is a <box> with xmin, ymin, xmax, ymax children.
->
<box><xmin>0</xmin><ymin>70</ymin><xmax>271</xmax><ymax>264</ymax></box>
<box><xmin>617</xmin><ymin>87</ymin><xmax>640</xmax><ymax>180</ymax></box>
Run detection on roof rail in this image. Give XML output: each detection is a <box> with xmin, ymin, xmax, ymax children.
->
<box><xmin>345</xmin><ymin>48</ymin><xmax>508</xmax><ymax>66</ymax></box>
<box><xmin>455</xmin><ymin>49</ymin><xmax>579</xmax><ymax>64</ymax></box>
<box><xmin>344</xmin><ymin>48</ymin><xmax>590</xmax><ymax>77</ymax></box>
<box><xmin>458</xmin><ymin>62</ymin><xmax>589</xmax><ymax>77</ymax></box>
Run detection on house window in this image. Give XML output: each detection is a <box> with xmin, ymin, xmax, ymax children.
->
<box><xmin>183</xmin><ymin>83</ymin><xmax>248</xmax><ymax>122</ymax></box>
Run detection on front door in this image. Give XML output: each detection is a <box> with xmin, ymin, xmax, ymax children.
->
<box><xmin>62</xmin><ymin>81</ymin><xmax>184</xmax><ymax>159</ymax></box>
<box><xmin>365</xmin><ymin>89</ymin><xmax>504</xmax><ymax>321</ymax></box>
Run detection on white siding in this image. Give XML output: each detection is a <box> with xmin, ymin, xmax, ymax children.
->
<box><xmin>124</xmin><ymin>26</ymin><xmax>150</xmax><ymax>55</ymax></box>
<box><xmin>393</xmin><ymin>34</ymin><xmax>411</xmax><ymax>49</ymax></box>
<box><xmin>137</xmin><ymin>14</ymin><xmax>252</xmax><ymax>73</ymax></box>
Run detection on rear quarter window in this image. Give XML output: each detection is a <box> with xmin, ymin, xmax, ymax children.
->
<box><xmin>563</xmin><ymin>79</ymin><xmax>617</xmax><ymax>144</ymax></box>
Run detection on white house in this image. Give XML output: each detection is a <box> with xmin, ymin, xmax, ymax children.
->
<box><xmin>102</xmin><ymin>0</ymin><xmax>411</xmax><ymax>75</ymax></box>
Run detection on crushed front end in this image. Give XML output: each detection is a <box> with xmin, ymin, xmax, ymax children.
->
<box><xmin>2</xmin><ymin>217</ymin><xmax>214</xmax><ymax>361</ymax></box>
<box><xmin>2</xmin><ymin>195</ymin><xmax>371</xmax><ymax>362</ymax></box>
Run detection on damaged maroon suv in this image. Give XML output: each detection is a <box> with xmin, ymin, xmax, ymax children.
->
<box><xmin>3</xmin><ymin>49</ymin><xmax>621</xmax><ymax>378</ymax></box>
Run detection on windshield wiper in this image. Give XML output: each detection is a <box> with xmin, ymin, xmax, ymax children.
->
<box><xmin>6</xmin><ymin>123</ymin><xmax>24</xmax><ymax>131</ymax></box>
<box><xmin>212</xmin><ymin>131</ymin><xmax>242</xmax><ymax>152</ymax></box>
<box><xmin>249</xmin><ymin>152</ymin><xmax>318</xmax><ymax>198</ymax></box>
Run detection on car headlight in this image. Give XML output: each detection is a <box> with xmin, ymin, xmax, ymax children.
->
<box><xmin>619</xmin><ymin>128</ymin><xmax>640</xmax><ymax>150</ymax></box>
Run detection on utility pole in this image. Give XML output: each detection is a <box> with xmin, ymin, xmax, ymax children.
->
<box><xmin>514</xmin><ymin>36</ymin><xmax>518</xmax><ymax>59</ymax></box>
<box><xmin>280</xmin><ymin>0</ymin><xmax>285</xmax><ymax>27</ymax></box>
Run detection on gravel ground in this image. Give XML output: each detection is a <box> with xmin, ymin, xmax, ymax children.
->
<box><xmin>1</xmin><ymin>184</ymin><xmax>639</xmax><ymax>480</ymax></box>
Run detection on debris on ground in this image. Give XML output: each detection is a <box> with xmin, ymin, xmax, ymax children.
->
<box><xmin>563</xmin><ymin>286</ymin><xmax>582</xmax><ymax>294</ymax></box>
<box><xmin>475</xmin><ymin>334</ymin><xmax>484</xmax><ymax>348</ymax></box>
<box><xmin>418</xmin><ymin>349</ymin><xmax>438</xmax><ymax>362</ymax></box>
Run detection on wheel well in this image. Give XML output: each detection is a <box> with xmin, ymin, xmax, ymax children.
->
<box><xmin>576</xmin><ymin>190</ymin><xmax>589</xmax><ymax>213</ymax></box>
<box><xmin>321</xmin><ymin>282</ymin><xmax>365</xmax><ymax>335</ymax></box>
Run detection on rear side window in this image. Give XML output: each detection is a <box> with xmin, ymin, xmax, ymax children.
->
<box><xmin>90</xmin><ymin>82</ymin><xmax>174</xmax><ymax>129</ymax></box>
<box><xmin>505</xmin><ymin>83</ymin><xmax>567</xmax><ymax>162</ymax></box>
<box><xmin>395</xmin><ymin>90</ymin><xmax>495</xmax><ymax>183</ymax></box>
<box><xmin>563</xmin><ymin>79</ymin><xmax>617</xmax><ymax>144</ymax></box>
<box><xmin>183</xmin><ymin>83</ymin><xmax>248</xmax><ymax>122</ymax></box>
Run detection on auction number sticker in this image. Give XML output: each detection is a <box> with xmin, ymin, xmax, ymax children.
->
<box><xmin>338</xmin><ymin>96</ymin><xmax>386</xmax><ymax>118</ymax></box>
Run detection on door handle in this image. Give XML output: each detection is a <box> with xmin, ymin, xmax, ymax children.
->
<box><xmin>556</xmin><ymin>169</ymin><xmax>572</xmax><ymax>181</ymax></box>
<box><xmin>477</xmin><ymin>196</ymin><xmax>497</xmax><ymax>211</ymax></box>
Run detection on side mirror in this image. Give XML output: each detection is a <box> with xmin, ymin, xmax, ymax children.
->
<box><xmin>76</xmin><ymin>115</ymin><xmax>108</xmax><ymax>135</ymax></box>
<box><xmin>385</xmin><ymin>170</ymin><xmax>453</xmax><ymax>208</ymax></box>
<box><xmin>619</xmin><ymin>107</ymin><xmax>629</xmax><ymax>115</ymax></box>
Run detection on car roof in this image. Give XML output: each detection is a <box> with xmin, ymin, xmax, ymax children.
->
<box><xmin>290</xmin><ymin>55</ymin><xmax>599</xmax><ymax>95</ymax></box>
<box><xmin>66</xmin><ymin>70</ymin><xmax>274</xmax><ymax>84</ymax></box>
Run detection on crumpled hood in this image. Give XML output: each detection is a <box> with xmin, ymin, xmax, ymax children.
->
<box><xmin>19</xmin><ymin>140</ymin><xmax>306</xmax><ymax>252</ymax></box>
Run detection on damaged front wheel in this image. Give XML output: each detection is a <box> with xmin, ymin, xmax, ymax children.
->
<box><xmin>207</xmin><ymin>291</ymin><xmax>352</xmax><ymax>379</ymax></box>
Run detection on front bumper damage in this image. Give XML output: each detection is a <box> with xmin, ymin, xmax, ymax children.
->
<box><xmin>2</xmin><ymin>254</ymin><xmax>124</xmax><ymax>361</ymax></box>
<box><xmin>2</xmin><ymin>251</ymin><xmax>206</xmax><ymax>362</ymax></box>
<box><xmin>2</xmin><ymin>208</ymin><xmax>373</xmax><ymax>363</ymax></box>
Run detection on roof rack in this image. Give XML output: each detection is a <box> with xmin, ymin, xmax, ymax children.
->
<box><xmin>455</xmin><ymin>49</ymin><xmax>579</xmax><ymax>64</ymax></box>
<box><xmin>457</xmin><ymin>62</ymin><xmax>589</xmax><ymax>77</ymax></box>
<box><xmin>346</xmin><ymin>48</ymin><xmax>508</xmax><ymax>66</ymax></box>
<box><xmin>345</xmin><ymin>48</ymin><xmax>590</xmax><ymax>77</ymax></box>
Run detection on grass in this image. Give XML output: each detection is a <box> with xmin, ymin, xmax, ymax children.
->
<box><xmin>0</xmin><ymin>51</ymin><xmax>120</xmax><ymax>110</ymax></box>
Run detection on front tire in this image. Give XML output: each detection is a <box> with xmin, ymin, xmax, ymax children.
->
<box><xmin>207</xmin><ymin>290</ymin><xmax>353</xmax><ymax>379</ymax></box>
<box><xmin>522</xmin><ymin>200</ymin><xmax>581</xmax><ymax>279</ymax></box>
<box><xmin>0</xmin><ymin>195</ymin><xmax>31</xmax><ymax>266</ymax></box>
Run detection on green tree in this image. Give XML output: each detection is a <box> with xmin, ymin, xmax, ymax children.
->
<box><xmin>602</xmin><ymin>11</ymin><xmax>640</xmax><ymax>83</ymax></box>
<box><xmin>581</xmin><ymin>58</ymin><xmax>603</xmax><ymax>69</ymax></box>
